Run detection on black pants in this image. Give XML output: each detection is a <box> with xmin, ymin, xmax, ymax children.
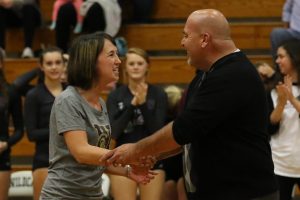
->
<box><xmin>118</xmin><ymin>0</ymin><xmax>153</xmax><ymax>23</ymax></box>
<box><xmin>132</xmin><ymin>0</ymin><xmax>154</xmax><ymax>22</ymax></box>
<box><xmin>186</xmin><ymin>191</ymin><xmax>279</xmax><ymax>200</ymax></box>
<box><xmin>55</xmin><ymin>2</ymin><xmax>105</xmax><ymax>52</ymax></box>
<box><xmin>0</xmin><ymin>5</ymin><xmax>40</xmax><ymax>49</ymax></box>
<box><xmin>252</xmin><ymin>191</ymin><xmax>279</xmax><ymax>200</ymax></box>
<box><xmin>276</xmin><ymin>175</ymin><xmax>300</xmax><ymax>200</ymax></box>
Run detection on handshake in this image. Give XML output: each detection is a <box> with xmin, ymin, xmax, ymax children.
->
<box><xmin>100</xmin><ymin>143</ymin><xmax>158</xmax><ymax>185</ymax></box>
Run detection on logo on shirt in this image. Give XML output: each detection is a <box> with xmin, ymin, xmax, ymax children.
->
<box><xmin>94</xmin><ymin>124</ymin><xmax>111</xmax><ymax>149</ymax></box>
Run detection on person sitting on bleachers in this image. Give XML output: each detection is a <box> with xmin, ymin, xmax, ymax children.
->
<box><xmin>53</xmin><ymin>0</ymin><xmax>121</xmax><ymax>52</ymax></box>
<box><xmin>49</xmin><ymin>0</ymin><xmax>83</xmax><ymax>34</ymax></box>
<box><xmin>270</xmin><ymin>0</ymin><xmax>300</xmax><ymax>62</ymax></box>
<box><xmin>0</xmin><ymin>44</ymin><xmax>24</xmax><ymax>200</ymax></box>
<box><xmin>0</xmin><ymin>0</ymin><xmax>41</xmax><ymax>58</ymax></box>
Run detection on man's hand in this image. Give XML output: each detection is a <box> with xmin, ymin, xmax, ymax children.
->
<box><xmin>101</xmin><ymin>143</ymin><xmax>139</xmax><ymax>166</ymax></box>
<box><xmin>100</xmin><ymin>143</ymin><xmax>156</xmax><ymax>168</ymax></box>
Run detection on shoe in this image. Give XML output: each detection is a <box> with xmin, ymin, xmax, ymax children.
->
<box><xmin>73</xmin><ymin>23</ymin><xmax>82</xmax><ymax>34</ymax></box>
<box><xmin>49</xmin><ymin>21</ymin><xmax>56</xmax><ymax>30</ymax></box>
<box><xmin>21</xmin><ymin>47</ymin><xmax>34</xmax><ymax>58</ymax></box>
<box><xmin>0</xmin><ymin>47</ymin><xmax>6</xmax><ymax>58</ymax></box>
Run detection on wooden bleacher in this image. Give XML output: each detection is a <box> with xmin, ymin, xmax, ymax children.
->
<box><xmin>6</xmin><ymin>21</ymin><xmax>283</xmax><ymax>53</ymax></box>
<box><xmin>120</xmin><ymin>22</ymin><xmax>283</xmax><ymax>51</ymax></box>
<box><xmin>5</xmin><ymin>0</ymin><xmax>284</xmax><ymax>170</ymax></box>
<box><xmin>6</xmin><ymin>0</ymin><xmax>285</xmax><ymax>53</ymax></box>
<box><xmin>39</xmin><ymin>0</ymin><xmax>285</xmax><ymax>21</ymax></box>
<box><xmin>5</xmin><ymin>55</ymin><xmax>273</xmax><ymax>85</ymax></box>
<box><xmin>152</xmin><ymin>0</ymin><xmax>285</xmax><ymax>20</ymax></box>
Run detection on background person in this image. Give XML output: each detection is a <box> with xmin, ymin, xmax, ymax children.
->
<box><xmin>0</xmin><ymin>47</ymin><xmax>23</xmax><ymax>200</ymax></box>
<box><xmin>106</xmin><ymin>47</ymin><xmax>167</xmax><ymax>200</ymax></box>
<box><xmin>268</xmin><ymin>39</ymin><xmax>300</xmax><ymax>200</ymax></box>
<box><xmin>40</xmin><ymin>33</ymin><xmax>154</xmax><ymax>199</ymax></box>
<box><xmin>0</xmin><ymin>0</ymin><xmax>41</xmax><ymax>58</ymax></box>
<box><xmin>24</xmin><ymin>47</ymin><xmax>66</xmax><ymax>200</ymax></box>
<box><xmin>270</xmin><ymin>0</ymin><xmax>300</xmax><ymax>62</ymax></box>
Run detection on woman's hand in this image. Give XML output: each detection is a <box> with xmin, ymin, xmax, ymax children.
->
<box><xmin>283</xmin><ymin>75</ymin><xmax>294</xmax><ymax>101</ymax></box>
<box><xmin>127</xmin><ymin>165</ymin><xmax>157</xmax><ymax>185</ymax></box>
<box><xmin>276</xmin><ymin>82</ymin><xmax>288</xmax><ymax>105</ymax></box>
<box><xmin>131</xmin><ymin>83</ymin><xmax>148</xmax><ymax>106</ymax></box>
<box><xmin>0</xmin><ymin>141</ymin><xmax>8</xmax><ymax>154</ymax></box>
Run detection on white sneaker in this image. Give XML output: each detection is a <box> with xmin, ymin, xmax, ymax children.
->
<box><xmin>49</xmin><ymin>21</ymin><xmax>56</xmax><ymax>30</ymax></box>
<box><xmin>73</xmin><ymin>23</ymin><xmax>82</xmax><ymax>34</ymax></box>
<box><xmin>0</xmin><ymin>47</ymin><xmax>6</xmax><ymax>58</ymax></box>
<box><xmin>21</xmin><ymin>47</ymin><xmax>34</xmax><ymax>58</ymax></box>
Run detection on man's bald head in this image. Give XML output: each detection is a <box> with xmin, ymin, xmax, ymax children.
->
<box><xmin>187</xmin><ymin>9</ymin><xmax>231</xmax><ymax>40</ymax></box>
<box><xmin>182</xmin><ymin>9</ymin><xmax>236</xmax><ymax>71</ymax></box>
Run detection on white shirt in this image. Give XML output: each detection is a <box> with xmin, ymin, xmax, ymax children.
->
<box><xmin>270</xmin><ymin>85</ymin><xmax>300</xmax><ymax>177</ymax></box>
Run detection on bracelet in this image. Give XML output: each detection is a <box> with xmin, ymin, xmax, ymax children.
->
<box><xmin>125</xmin><ymin>165</ymin><xmax>131</xmax><ymax>178</ymax></box>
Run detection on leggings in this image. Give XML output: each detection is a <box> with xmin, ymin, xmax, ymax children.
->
<box><xmin>55</xmin><ymin>2</ymin><xmax>105</xmax><ymax>52</ymax></box>
<box><xmin>0</xmin><ymin>5</ymin><xmax>41</xmax><ymax>49</ymax></box>
<box><xmin>276</xmin><ymin>175</ymin><xmax>300</xmax><ymax>200</ymax></box>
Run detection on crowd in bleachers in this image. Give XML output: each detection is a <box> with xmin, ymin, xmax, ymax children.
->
<box><xmin>1</xmin><ymin>0</ymin><xmax>300</xmax><ymax>200</ymax></box>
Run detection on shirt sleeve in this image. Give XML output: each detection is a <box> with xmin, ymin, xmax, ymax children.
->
<box><xmin>13</xmin><ymin>68</ymin><xmax>39</xmax><ymax>96</ymax></box>
<box><xmin>53</xmin><ymin>95</ymin><xmax>86</xmax><ymax>135</ymax></box>
<box><xmin>24</xmin><ymin>88</ymin><xmax>49</xmax><ymax>142</ymax></box>
<box><xmin>282</xmin><ymin>0</ymin><xmax>293</xmax><ymax>22</ymax></box>
<box><xmin>266</xmin><ymin>91</ymin><xmax>280</xmax><ymax>136</ymax></box>
<box><xmin>7</xmin><ymin>86</ymin><xmax>24</xmax><ymax>147</ymax></box>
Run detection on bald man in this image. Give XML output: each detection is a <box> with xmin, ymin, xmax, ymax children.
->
<box><xmin>102</xmin><ymin>9</ymin><xmax>279</xmax><ymax>200</ymax></box>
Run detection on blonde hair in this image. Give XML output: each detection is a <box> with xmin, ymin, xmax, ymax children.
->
<box><xmin>164</xmin><ymin>85</ymin><xmax>183</xmax><ymax>110</ymax></box>
<box><xmin>122</xmin><ymin>47</ymin><xmax>150</xmax><ymax>83</ymax></box>
<box><xmin>125</xmin><ymin>47</ymin><xmax>150</xmax><ymax>64</ymax></box>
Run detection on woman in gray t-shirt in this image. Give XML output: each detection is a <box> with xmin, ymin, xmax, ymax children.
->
<box><xmin>40</xmin><ymin>32</ymin><xmax>155</xmax><ymax>200</ymax></box>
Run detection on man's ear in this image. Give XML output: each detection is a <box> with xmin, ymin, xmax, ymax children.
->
<box><xmin>201</xmin><ymin>33</ymin><xmax>210</xmax><ymax>48</ymax></box>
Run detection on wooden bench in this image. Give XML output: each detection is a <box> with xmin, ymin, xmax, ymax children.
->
<box><xmin>5</xmin><ymin>21</ymin><xmax>283</xmax><ymax>54</ymax></box>
<box><xmin>39</xmin><ymin>0</ymin><xmax>285</xmax><ymax>22</ymax></box>
<box><xmin>10</xmin><ymin>133</ymin><xmax>34</xmax><ymax>157</ymax></box>
<box><xmin>120</xmin><ymin>22</ymin><xmax>283</xmax><ymax>51</ymax></box>
<box><xmin>4</xmin><ymin>54</ymin><xmax>273</xmax><ymax>84</ymax></box>
<box><xmin>151</xmin><ymin>0</ymin><xmax>284</xmax><ymax>20</ymax></box>
<box><xmin>5</xmin><ymin>0</ymin><xmax>284</xmax><ymax>53</ymax></box>
<box><xmin>4</xmin><ymin>0</ymin><xmax>284</xmax><ymax>54</ymax></box>
<box><xmin>4</xmin><ymin>59</ymin><xmax>38</xmax><ymax>82</ymax></box>
<box><xmin>5</xmin><ymin>28</ymin><xmax>55</xmax><ymax>54</ymax></box>
<box><xmin>11</xmin><ymin>164</ymin><xmax>32</xmax><ymax>172</ymax></box>
<box><xmin>39</xmin><ymin>0</ymin><xmax>55</xmax><ymax>22</ymax></box>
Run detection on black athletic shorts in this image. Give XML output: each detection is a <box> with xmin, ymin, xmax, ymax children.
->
<box><xmin>0</xmin><ymin>149</ymin><xmax>11</xmax><ymax>171</ymax></box>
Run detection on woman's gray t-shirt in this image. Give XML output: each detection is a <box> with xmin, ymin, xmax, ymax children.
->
<box><xmin>40</xmin><ymin>86</ymin><xmax>111</xmax><ymax>200</ymax></box>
